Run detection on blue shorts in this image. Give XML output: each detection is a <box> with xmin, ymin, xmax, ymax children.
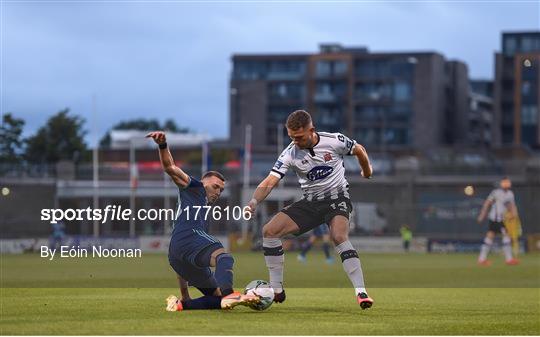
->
<box><xmin>312</xmin><ymin>224</ymin><xmax>329</xmax><ymax>238</ymax></box>
<box><xmin>168</xmin><ymin>229</ymin><xmax>224</xmax><ymax>291</ymax></box>
<box><xmin>168</xmin><ymin>255</ymin><xmax>218</xmax><ymax>292</ymax></box>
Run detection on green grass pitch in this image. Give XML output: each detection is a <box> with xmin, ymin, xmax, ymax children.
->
<box><xmin>2</xmin><ymin>252</ymin><xmax>539</xmax><ymax>335</ymax></box>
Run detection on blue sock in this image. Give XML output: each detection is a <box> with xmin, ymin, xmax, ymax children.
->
<box><xmin>300</xmin><ymin>241</ymin><xmax>313</xmax><ymax>256</ymax></box>
<box><xmin>322</xmin><ymin>242</ymin><xmax>331</xmax><ymax>259</ymax></box>
<box><xmin>215</xmin><ymin>253</ymin><xmax>234</xmax><ymax>296</ymax></box>
<box><xmin>181</xmin><ymin>296</ymin><xmax>222</xmax><ymax>310</ymax></box>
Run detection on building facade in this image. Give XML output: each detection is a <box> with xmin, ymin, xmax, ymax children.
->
<box><xmin>469</xmin><ymin>80</ymin><xmax>494</xmax><ymax>147</ymax></box>
<box><xmin>230</xmin><ymin>44</ymin><xmax>470</xmax><ymax>150</ymax></box>
<box><xmin>494</xmin><ymin>32</ymin><xmax>540</xmax><ymax>149</ymax></box>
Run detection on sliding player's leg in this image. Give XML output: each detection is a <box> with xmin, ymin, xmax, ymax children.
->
<box><xmin>166</xmin><ymin>258</ymin><xmax>259</xmax><ymax>311</ymax></box>
<box><xmin>193</xmin><ymin>241</ymin><xmax>261</xmax><ymax>307</ymax></box>
<box><xmin>195</xmin><ymin>243</ymin><xmax>234</xmax><ymax>296</ymax></box>
<box><xmin>166</xmin><ymin>285</ymin><xmax>259</xmax><ymax>311</ymax></box>
<box><xmin>166</xmin><ymin>257</ymin><xmax>222</xmax><ymax>311</ymax></box>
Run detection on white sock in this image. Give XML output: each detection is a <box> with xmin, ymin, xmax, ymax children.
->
<box><xmin>479</xmin><ymin>237</ymin><xmax>492</xmax><ymax>261</ymax></box>
<box><xmin>263</xmin><ymin>237</ymin><xmax>284</xmax><ymax>293</ymax></box>
<box><xmin>502</xmin><ymin>236</ymin><xmax>513</xmax><ymax>261</ymax></box>
<box><xmin>335</xmin><ymin>241</ymin><xmax>367</xmax><ymax>293</ymax></box>
<box><xmin>355</xmin><ymin>287</ymin><xmax>367</xmax><ymax>295</ymax></box>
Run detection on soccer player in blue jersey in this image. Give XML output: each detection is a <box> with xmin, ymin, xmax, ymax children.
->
<box><xmin>146</xmin><ymin>131</ymin><xmax>259</xmax><ymax>311</ymax></box>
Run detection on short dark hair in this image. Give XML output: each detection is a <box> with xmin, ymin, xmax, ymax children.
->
<box><xmin>286</xmin><ymin>110</ymin><xmax>312</xmax><ymax>130</ymax></box>
<box><xmin>201</xmin><ymin>170</ymin><xmax>225</xmax><ymax>182</ymax></box>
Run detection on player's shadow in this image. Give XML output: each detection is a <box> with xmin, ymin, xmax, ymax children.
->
<box><xmin>221</xmin><ymin>305</ymin><xmax>344</xmax><ymax>314</ymax></box>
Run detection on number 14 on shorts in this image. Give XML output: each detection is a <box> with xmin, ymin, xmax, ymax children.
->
<box><xmin>330</xmin><ymin>201</ymin><xmax>348</xmax><ymax>212</ymax></box>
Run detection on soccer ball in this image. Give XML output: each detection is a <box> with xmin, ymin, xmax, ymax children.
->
<box><xmin>244</xmin><ymin>280</ymin><xmax>274</xmax><ymax>311</ymax></box>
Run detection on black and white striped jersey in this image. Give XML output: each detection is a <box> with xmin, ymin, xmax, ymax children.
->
<box><xmin>269</xmin><ymin>132</ymin><xmax>357</xmax><ymax>200</ymax></box>
<box><xmin>487</xmin><ymin>188</ymin><xmax>515</xmax><ymax>222</ymax></box>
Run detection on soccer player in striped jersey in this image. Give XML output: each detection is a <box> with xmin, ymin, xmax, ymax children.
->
<box><xmin>476</xmin><ymin>177</ymin><xmax>520</xmax><ymax>266</ymax></box>
<box><xmin>146</xmin><ymin>131</ymin><xmax>260</xmax><ymax>311</ymax></box>
<box><xmin>246</xmin><ymin>110</ymin><xmax>374</xmax><ymax>309</ymax></box>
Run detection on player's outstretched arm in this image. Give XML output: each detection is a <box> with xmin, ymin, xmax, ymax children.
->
<box><xmin>176</xmin><ymin>274</ymin><xmax>190</xmax><ymax>301</ymax></box>
<box><xmin>146</xmin><ymin>131</ymin><xmax>190</xmax><ymax>188</ymax></box>
<box><xmin>247</xmin><ymin>174</ymin><xmax>280</xmax><ymax>214</ymax></box>
<box><xmin>352</xmin><ymin>144</ymin><xmax>373</xmax><ymax>179</ymax></box>
<box><xmin>477</xmin><ymin>199</ymin><xmax>493</xmax><ymax>223</ymax></box>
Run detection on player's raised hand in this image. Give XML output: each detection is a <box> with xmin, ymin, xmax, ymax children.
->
<box><xmin>246</xmin><ymin>198</ymin><xmax>258</xmax><ymax>216</ymax></box>
<box><xmin>146</xmin><ymin>131</ymin><xmax>167</xmax><ymax>145</ymax></box>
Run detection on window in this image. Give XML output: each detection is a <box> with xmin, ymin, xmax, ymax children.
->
<box><xmin>356</xmin><ymin>60</ymin><xmax>391</xmax><ymax>78</ymax></box>
<box><xmin>520</xmin><ymin>36</ymin><xmax>540</xmax><ymax>53</ymax></box>
<box><xmin>267</xmin><ymin>106</ymin><xmax>299</xmax><ymax>125</ymax></box>
<box><xmin>502</xmin><ymin>79</ymin><xmax>513</xmax><ymax>92</ymax></box>
<box><xmin>522</xmin><ymin>38</ymin><xmax>533</xmax><ymax>52</ymax></box>
<box><xmin>522</xmin><ymin>105</ymin><xmax>538</xmax><ymax>126</ymax></box>
<box><xmin>382</xmin><ymin>128</ymin><xmax>410</xmax><ymax>145</ymax></box>
<box><xmin>316</xmin><ymin>60</ymin><xmax>348</xmax><ymax>77</ymax></box>
<box><xmin>268</xmin><ymin>60</ymin><xmax>306</xmax><ymax>79</ymax></box>
<box><xmin>316</xmin><ymin>106</ymin><xmax>343</xmax><ymax>132</ymax></box>
<box><xmin>394</xmin><ymin>82</ymin><xmax>412</xmax><ymax>102</ymax></box>
<box><xmin>317</xmin><ymin>83</ymin><xmax>332</xmax><ymax>95</ymax></box>
<box><xmin>502</xmin><ymin>126</ymin><xmax>513</xmax><ymax>144</ymax></box>
<box><xmin>355</xmin><ymin>106</ymin><xmax>384</xmax><ymax>121</ymax></box>
<box><xmin>268</xmin><ymin>82</ymin><xmax>305</xmax><ymax>100</ymax></box>
<box><xmin>389</xmin><ymin>105</ymin><xmax>412</xmax><ymax>123</ymax></box>
<box><xmin>356</xmin><ymin>61</ymin><xmax>373</xmax><ymax>77</ymax></box>
<box><xmin>316</xmin><ymin>61</ymin><xmax>332</xmax><ymax>77</ymax></box>
<box><xmin>355</xmin><ymin>127</ymin><xmax>380</xmax><ymax>145</ymax></box>
<box><xmin>269</xmin><ymin>60</ymin><xmax>305</xmax><ymax>73</ymax></box>
<box><xmin>390</xmin><ymin>62</ymin><xmax>414</xmax><ymax>78</ymax></box>
<box><xmin>521</xmin><ymin>126</ymin><xmax>537</xmax><ymax>144</ymax></box>
<box><xmin>522</xmin><ymin>81</ymin><xmax>531</xmax><ymax>96</ymax></box>
<box><xmin>356</xmin><ymin>59</ymin><xmax>414</xmax><ymax>79</ymax></box>
<box><xmin>315</xmin><ymin>82</ymin><xmax>346</xmax><ymax>101</ymax></box>
<box><xmin>503</xmin><ymin>37</ymin><xmax>517</xmax><ymax>56</ymax></box>
<box><xmin>234</xmin><ymin>61</ymin><xmax>267</xmax><ymax>80</ymax></box>
<box><xmin>502</xmin><ymin>108</ymin><xmax>514</xmax><ymax>125</ymax></box>
<box><xmin>354</xmin><ymin>127</ymin><xmax>412</xmax><ymax>145</ymax></box>
<box><xmin>334</xmin><ymin>61</ymin><xmax>348</xmax><ymax>75</ymax></box>
<box><xmin>278</xmin><ymin>84</ymin><xmax>287</xmax><ymax>97</ymax></box>
<box><xmin>355</xmin><ymin>83</ymin><xmax>392</xmax><ymax>100</ymax></box>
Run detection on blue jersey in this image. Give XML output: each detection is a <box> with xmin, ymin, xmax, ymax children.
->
<box><xmin>172</xmin><ymin>176</ymin><xmax>209</xmax><ymax>236</ymax></box>
<box><xmin>169</xmin><ymin>176</ymin><xmax>223</xmax><ymax>266</ymax></box>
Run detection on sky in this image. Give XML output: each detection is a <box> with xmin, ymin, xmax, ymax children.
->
<box><xmin>1</xmin><ymin>1</ymin><xmax>539</xmax><ymax>146</ymax></box>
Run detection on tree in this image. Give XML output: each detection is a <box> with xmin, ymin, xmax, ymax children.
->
<box><xmin>99</xmin><ymin>118</ymin><xmax>189</xmax><ymax>147</ymax></box>
<box><xmin>0</xmin><ymin>113</ymin><xmax>25</xmax><ymax>164</ymax></box>
<box><xmin>25</xmin><ymin>109</ymin><xmax>89</xmax><ymax>164</ymax></box>
<box><xmin>163</xmin><ymin>118</ymin><xmax>189</xmax><ymax>133</ymax></box>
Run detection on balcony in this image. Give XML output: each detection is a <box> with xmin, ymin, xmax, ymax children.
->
<box><xmin>314</xmin><ymin>92</ymin><xmax>337</xmax><ymax>103</ymax></box>
<box><xmin>267</xmin><ymin>71</ymin><xmax>305</xmax><ymax>80</ymax></box>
